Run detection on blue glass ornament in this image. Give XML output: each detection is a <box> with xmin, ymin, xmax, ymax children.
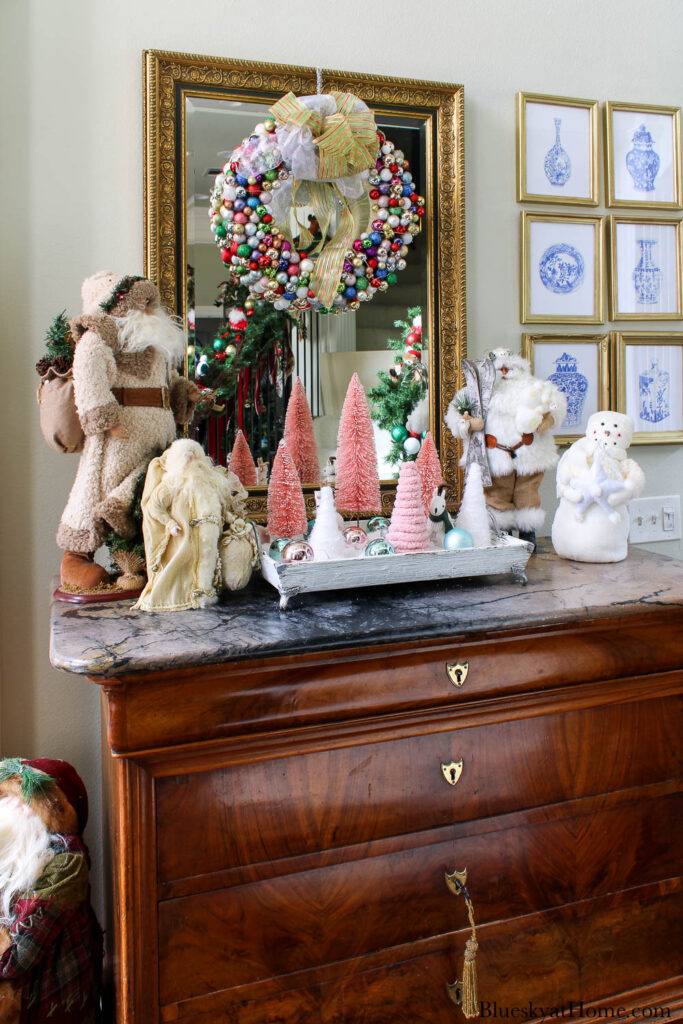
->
<box><xmin>367</xmin><ymin>516</ymin><xmax>390</xmax><ymax>538</ymax></box>
<box><xmin>364</xmin><ymin>539</ymin><xmax>395</xmax><ymax>556</ymax></box>
<box><xmin>269</xmin><ymin>538</ymin><xmax>291</xmax><ymax>562</ymax></box>
<box><xmin>444</xmin><ymin>528</ymin><xmax>475</xmax><ymax>550</ymax></box>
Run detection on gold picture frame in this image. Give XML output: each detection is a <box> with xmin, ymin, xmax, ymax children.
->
<box><xmin>517</xmin><ymin>92</ymin><xmax>599</xmax><ymax>206</ymax></box>
<box><xmin>613</xmin><ymin>331</ymin><xmax>683</xmax><ymax>444</ymax></box>
<box><xmin>521</xmin><ymin>211</ymin><xmax>604</xmax><ymax>324</ymax></box>
<box><xmin>608</xmin><ymin>215</ymin><xmax>683</xmax><ymax>320</ymax></box>
<box><xmin>143</xmin><ymin>50</ymin><xmax>467</xmax><ymax>521</ymax></box>
<box><xmin>521</xmin><ymin>333</ymin><xmax>610</xmax><ymax>444</ymax></box>
<box><xmin>604</xmin><ymin>101</ymin><xmax>683</xmax><ymax>210</ymax></box>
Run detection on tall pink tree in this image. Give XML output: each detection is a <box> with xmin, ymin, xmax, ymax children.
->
<box><xmin>415</xmin><ymin>432</ymin><xmax>443</xmax><ymax>514</ymax></box>
<box><xmin>284</xmin><ymin>377</ymin><xmax>320</xmax><ymax>484</ymax></box>
<box><xmin>228</xmin><ymin>429</ymin><xmax>258</xmax><ymax>487</ymax></box>
<box><xmin>386</xmin><ymin>461</ymin><xmax>431</xmax><ymax>552</ymax></box>
<box><xmin>335</xmin><ymin>373</ymin><xmax>382</xmax><ymax>517</ymax></box>
<box><xmin>267</xmin><ymin>440</ymin><xmax>308</xmax><ymax>539</ymax></box>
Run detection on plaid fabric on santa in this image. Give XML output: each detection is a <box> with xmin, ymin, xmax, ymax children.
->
<box><xmin>0</xmin><ymin>835</ymin><xmax>102</xmax><ymax>1024</ymax></box>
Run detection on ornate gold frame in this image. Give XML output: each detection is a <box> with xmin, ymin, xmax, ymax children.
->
<box><xmin>143</xmin><ymin>49</ymin><xmax>466</xmax><ymax>520</ymax></box>
<box><xmin>516</xmin><ymin>91</ymin><xmax>599</xmax><ymax>206</ymax></box>
<box><xmin>521</xmin><ymin>333</ymin><xmax>610</xmax><ymax>444</ymax></box>
<box><xmin>604</xmin><ymin>101</ymin><xmax>683</xmax><ymax>210</ymax></box>
<box><xmin>613</xmin><ymin>331</ymin><xmax>683</xmax><ymax>445</ymax></box>
<box><xmin>520</xmin><ymin>210</ymin><xmax>605</xmax><ymax>325</ymax></box>
<box><xmin>607</xmin><ymin>215</ymin><xmax>683</xmax><ymax>321</ymax></box>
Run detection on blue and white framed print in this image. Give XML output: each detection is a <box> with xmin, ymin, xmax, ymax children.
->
<box><xmin>609</xmin><ymin>216</ymin><xmax>683</xmax><ymax>320</ymax></box>
<box><xmin>517</xmin><ymin>93</ymin><xmax>599</xmax><ymax>205</ymax></box>
<box><xmin>614</xmin><ymin>332</ymin><xmax>683</xmax><ymax>444</ymax></box>
<box><xmin>521</xmin><ymin>333</ymin><xmax>610</xmax><ymax>442</ymax></box>
<box><xmin>605</xmin><ymin>102</ymin><xmax>683</xmax><ymax>209</ymax></box>
<box><xmin>521</xmin><ymin>211</ymin><xmax>604</xmax><ymax>323</ymax></box>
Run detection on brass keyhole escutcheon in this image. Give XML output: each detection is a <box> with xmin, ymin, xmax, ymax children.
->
<box><xmin>441</xmin><ymin>759</ymin><xmax>463</xmax><ymax>787</ymax></box>
<box><xmin>446</xmin><ymin>661</ymin><xmax>469</xmax><ymax>687</ymax></box>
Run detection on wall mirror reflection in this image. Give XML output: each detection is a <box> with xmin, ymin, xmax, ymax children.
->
<box><xmin>144</xmin><ymin>52</ymin><xmax>466</xmax><ymax>517</ymax></box>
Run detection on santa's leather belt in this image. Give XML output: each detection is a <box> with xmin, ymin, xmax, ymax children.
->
<box><xmin>112</xmin><ymin>386</ymin><xmax>171</xmax><ymax>410</ymax></box>
<box><xmin>485</xmin><ymin>432</ymin><xmax>534</xmax><ymax>457</ymax></box>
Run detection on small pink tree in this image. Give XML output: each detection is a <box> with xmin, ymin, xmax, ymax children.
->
<box><xmin>415</xmin><ymin>431</ymin><xmax>443</xmax><ymax>514</ymax></box>
<box><xmin>335</xmin><ymin>373</ymin><xmax>381</xmax><ymax>517</ymax></box>
<box><xmin>386</xmin><ymin>461</ymin><xmax>431</xmax><ymax>552</ymax></box>
<box><xmin>267</xmin><ymin>440</ymin><xmax>308</xmax><ymax>539</ymax></box>
<box><xmin>228</xmin><ymin>429</ymin><xmax>258</xmax><ymax>487</ymax></box>
<box><xmin>284</xmin><ymin>377</ymin><xmax>320</xmax><ymax>484</ymax></box>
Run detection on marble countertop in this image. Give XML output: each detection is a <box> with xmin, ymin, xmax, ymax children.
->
<box><xmin>49</xmin><ymin>544</ymin><xmax>683</xmax><ymax>679</ymax></box>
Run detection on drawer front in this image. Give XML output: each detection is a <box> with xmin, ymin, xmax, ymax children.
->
<box><xmin>156</xmin><ymin>695</ymin><xmax>681</xmax><ymax>883</ymax></box>
<box><xmin>159</xmin><ymin>873</ymin><xmax>683</xmax><ymax>1018</ymax></box>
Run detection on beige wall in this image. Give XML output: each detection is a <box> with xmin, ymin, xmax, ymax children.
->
<box><xmin>1</xmin><ymin>0</ymin><xmax>681</xmax><ymax>915</ymax></box>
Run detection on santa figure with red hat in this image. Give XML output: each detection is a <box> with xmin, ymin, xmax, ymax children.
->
<box><xmin>0</xmin><ymin>758</ymin><xmax>102</xmax><ymax>1023</ymax></box>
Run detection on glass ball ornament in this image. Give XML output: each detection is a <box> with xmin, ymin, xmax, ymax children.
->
<box><xmin>367</xmin><ymin>516</ymin><xmax>390</xmax><ymax>538</ymax></box>
<box><xmin>343</xmin><ymin>525</ymin><xmax>368</xmax><ymax>549</ymax></box>
<box><xmin>391</xmin><ymin>424</ymin><xmax>408</xmax><ymax>442</ymax></box>
<box><xmin>364</xmin><ymin>539</ymin><xmax>395</xmax><ymax>557</ymax></box>
<box><xmin>444</xmin><ymin>528</ymin><xmax>475</xmax><ymax>550</ymax></box>
<box><xmin>212</xmin><ymin>337</ymin><xmax>227</xmax><ymax>353</ymax></box>
<box><xmin>403</xmin><ymin>436</ymin><xmax>421</xmax><ymax>456</ymax></box>
<box><xmin>281</xmin><ymin>540</ymin><xmax>314</xmax><ymax>563</ymax></box>
<box><xmin>268</xmin><ymin>538</ymin><xmax>291</xmax><ymax>562</ymax></box>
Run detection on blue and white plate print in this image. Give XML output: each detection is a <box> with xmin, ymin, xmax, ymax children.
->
<box><xmin>539</xmin><ymin>243</ymin><xmax>585</xmax><ymax>293</ymax></box>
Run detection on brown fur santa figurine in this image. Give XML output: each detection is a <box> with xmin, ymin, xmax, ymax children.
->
<box><xmin>0</xmin><ymin>758</ymin><xmax>102</xmax><ymax>1023</ymax></box>
<box><xmin>445</xmin><ymin>348</ymin><xmax>567</xmax><ymax>546</ymax></box>
<box><xmin>56</xmin><ymin>272</ymin><xmax>201</xmax><ymax>591</ymax></box>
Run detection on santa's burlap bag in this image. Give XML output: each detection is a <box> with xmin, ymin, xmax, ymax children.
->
<box><xmin>37</xmin><ymin>368</ymin><xmax>84</xmax><ymax>454</ymax></box>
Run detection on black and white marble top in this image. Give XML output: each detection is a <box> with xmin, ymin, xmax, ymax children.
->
<box><xmin>49</xmin><ymin>545</ymin><xmax>683</xmax><ymax>678</ymax></box>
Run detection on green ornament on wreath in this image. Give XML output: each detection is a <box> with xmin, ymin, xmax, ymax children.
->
<box><xmin>209</xmin><ymin>90</ymin><xmax>424</xmax><ymax>315</ymax></box>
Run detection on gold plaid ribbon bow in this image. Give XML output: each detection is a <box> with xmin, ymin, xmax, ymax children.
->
<box><xmin>269</xmin><ymin>92</ymin><xmax>378</xmax><ymax>309</ymax></box>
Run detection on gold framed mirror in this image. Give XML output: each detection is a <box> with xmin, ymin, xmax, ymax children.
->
<box><xmin>143</xmin><ymin>50</ymin><xmax>466</xmax><ymax>519</ymax></box>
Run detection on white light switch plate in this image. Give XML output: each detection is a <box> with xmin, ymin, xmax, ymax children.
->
<box><xmin>629</xmin><ymin>495</ymin><xmax>682</xmax><ymax>543</ymax></box>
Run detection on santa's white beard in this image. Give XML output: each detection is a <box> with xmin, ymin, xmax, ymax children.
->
<box><xmin>0</xmin><ymin>796</ymin><xmax>54</xmax><ymax>921</ymax></box>
<box><xmin>115</xmin><ymin>307</ymin><xmax>186</xmax><ymax>367</ymax></box>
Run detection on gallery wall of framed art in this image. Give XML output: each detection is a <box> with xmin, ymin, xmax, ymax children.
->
<box><xmin>517</xmin><ymin>90</ymin><xmax>683</xmax><ymax>449</ymax></box>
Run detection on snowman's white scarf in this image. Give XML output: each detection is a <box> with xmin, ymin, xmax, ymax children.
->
<box><xmin>0</xmin><ymin>796</ymin><xmax>55</xmax><ymax>922</ymax></box>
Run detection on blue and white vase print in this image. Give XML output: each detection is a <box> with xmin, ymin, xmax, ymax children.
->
<box><xmin>639</xmin><ymin>360</ymin><xmax>670</xmax><ymax>423</ymax></box>
<box><xmin>548</xmin><ymin>352</ymin><xmax>588</xmax><ymax>428</ymax></box>
<box><xmin>539</xmin><ymin>243</ymin><xmax>585</xmax><ymax>293</ymax></box>
<box><xmin>544</xmin><ymin>118</ymin><xmax>572</xmax><ymax>186</ymax></box>
<box><xmin>626</xmin><ymin>124</ymin><xmax>660</xmax><ymax>192</ymax></box>
<box><xmin>633</xmin><ymin>239</ymin><xmax>662</xmax><ymax>304</ymax></box>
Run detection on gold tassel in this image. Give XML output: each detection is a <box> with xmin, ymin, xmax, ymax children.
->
<box><xmin>461</xmin><ymin>936</ymin><xmax>479</xmax><ymax>1019</ymax></box>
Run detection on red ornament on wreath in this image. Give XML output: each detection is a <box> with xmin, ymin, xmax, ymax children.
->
<box><xmin>209</xmin><ymin>91</ymin><xmax>424</xmax><ymax>315</ymax></box>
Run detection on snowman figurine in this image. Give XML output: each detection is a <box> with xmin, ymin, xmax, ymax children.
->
<box><xmin>551</xmin><ymin>411</ymin><xmax>645</xmax><ymax>563</ymax></box>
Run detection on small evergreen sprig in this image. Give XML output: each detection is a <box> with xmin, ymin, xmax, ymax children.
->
<box><xmin>99</xmin><ymin>275</ymin><xmax>145</xmax><ymax>314</ymax></box>
<box><xmin>0</xmin><ymin>759</ymin><xmax>55</xmax><ymax>802</ymax></box>
<box><xmin>36</xmin><ymin>311</ymin><xmax>74</xmax><ymax>376</ymax></box>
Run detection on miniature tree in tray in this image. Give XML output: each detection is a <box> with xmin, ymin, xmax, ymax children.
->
<box><xmin>267</xmin><ymin>440</ymin><xmax>308</xmax><ymax>539</ymax></box>
<box><xmin>229</xmin><ymin>429</ymin><xmax>258</xmax><ymax>487</ymax></box>
<box><xmin>415</xmin><ymin>431</ymin><xmax>443</xmax><ymax>515</ymax></box>
<box><xmin>335</xmin><ymin>373</ymin><xmax>382</xmax><ymax>519</ymax></box>
<box><xmin>284</xmin><ymin>377</ymin><xmax>320</xmax><ymax>485</ymax></box>
<box><xmin>386</xmin><ymin>462</ymin><xmax>431</xmax><ymax>553</ymax></box>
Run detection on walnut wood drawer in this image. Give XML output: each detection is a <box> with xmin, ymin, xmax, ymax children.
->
<box><xmin>157</xmin><ymin>792</ymin><xmax>682</xmax><ymax>1012</ymax></box>
<box><xmin>105</xmin><ymin>614</ymin><xmax>683</xmax><ymax>754</ymax></box>
<box><xmin>155</xmin><ymin>694</ymin><xmax>681</xmax><ymax>885</ymax></box>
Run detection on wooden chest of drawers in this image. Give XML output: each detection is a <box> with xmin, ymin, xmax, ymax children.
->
<box><xmin>51</xmin><ymin>548</ymin><xmax>683</xmax><ymax>1022</ymax></box>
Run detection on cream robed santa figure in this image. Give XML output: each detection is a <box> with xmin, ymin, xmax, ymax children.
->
<box><xmin>552</xmin><ymin>411</ymin><xmax>645</xmax><ymax>563</ymax></box>
<box><xmin>56</xmin><ymin>272</ymin><xmax>201</xmax><ymax>591</ymax></box>
<box><xmin>0</xmin><ymin>758</ymin><xmax>102</xmax><ymax>1024</ymax></box>
<box><xmin>445</xmin><ymin>348</ymin><xmax>567</xmax><ymax>545</ymax></box>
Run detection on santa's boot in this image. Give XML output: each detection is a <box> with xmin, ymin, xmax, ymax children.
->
<box><xmin>518</xmin><ymin>529</ymin><xmax>537</xmax><ymax>551</ymax></box>
<box><xmin>60</xmin><ymin>551</ymin><xmax>111</xmax><ymax>590</ymax></box>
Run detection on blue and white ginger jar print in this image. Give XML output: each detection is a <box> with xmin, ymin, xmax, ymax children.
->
<box><xmin>544</xmin><ymin>118</ymin><xmax>572</xmax><ymax>187</ymax></box>
<box><xmin>548</xmin><ymin>352</ymin><xmax>588</xmax><ymax>428</ymax></box>
<box><xmin>633</xmin><ymin>238</ymin><xmax>662</xmax><ymax>304</ymax></box>
<box><xmin>626</xmin><ymin>124</ymin><xmax>660</xmax><ymax>192</ymax></box>
<box><xmin>639</xmin><ymin>360</ymin><xmax>670</xmax><ymax>423</ymax></box>
<box><xmin>539</xmin><ymin>244</ymin><xmax>585</xmax><ymax>293</ymax></box>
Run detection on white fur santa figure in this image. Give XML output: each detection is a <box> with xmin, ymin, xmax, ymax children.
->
<box><xmin>445</xmin><ymin>349</ymin><xmax>567</xmax><ymax>544</ymax></box>
<box><xmin>56</xmin><ymin>272</ymin><xmax>201</xmax><ymax>591</ymax></box>
<box><xmin>552</xmin><ymin>411</ymin><xmax>645</xmax><ymax>563</ymax></box>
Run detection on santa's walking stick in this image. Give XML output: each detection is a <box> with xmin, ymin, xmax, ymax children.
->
<box><xmin>458</xmin><ymin>357</ymin><xmax>494</xmax><ymax>487</ymax></box>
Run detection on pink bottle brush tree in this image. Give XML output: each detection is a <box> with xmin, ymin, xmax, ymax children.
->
<box><xmin>386</xmin><ymin>461</ymin><xmax>431</xmax><ymax>553</ymax></box>
<box><xmin>335</xmin><ymin>373</ymin><xmax>382</xmax><ymax>519</ymax></box>
<box><xmin>267</xmin><ymin>440</ymin><xmax>308</xmax><ymax>539</ymax></box>
<box><xmin>228</xmin><ymin>429</ymin><xmax>258</xmax><ymax>487</ymax></box>
<box><xmin>284</xmin><ymin>377</ymin><xmax>320</xmax><ymax>484</ymax></box>
<box><xmin>415</xmin><ymin>431</ymin><xmax>443</xmax><ymax>514</ymax></box>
